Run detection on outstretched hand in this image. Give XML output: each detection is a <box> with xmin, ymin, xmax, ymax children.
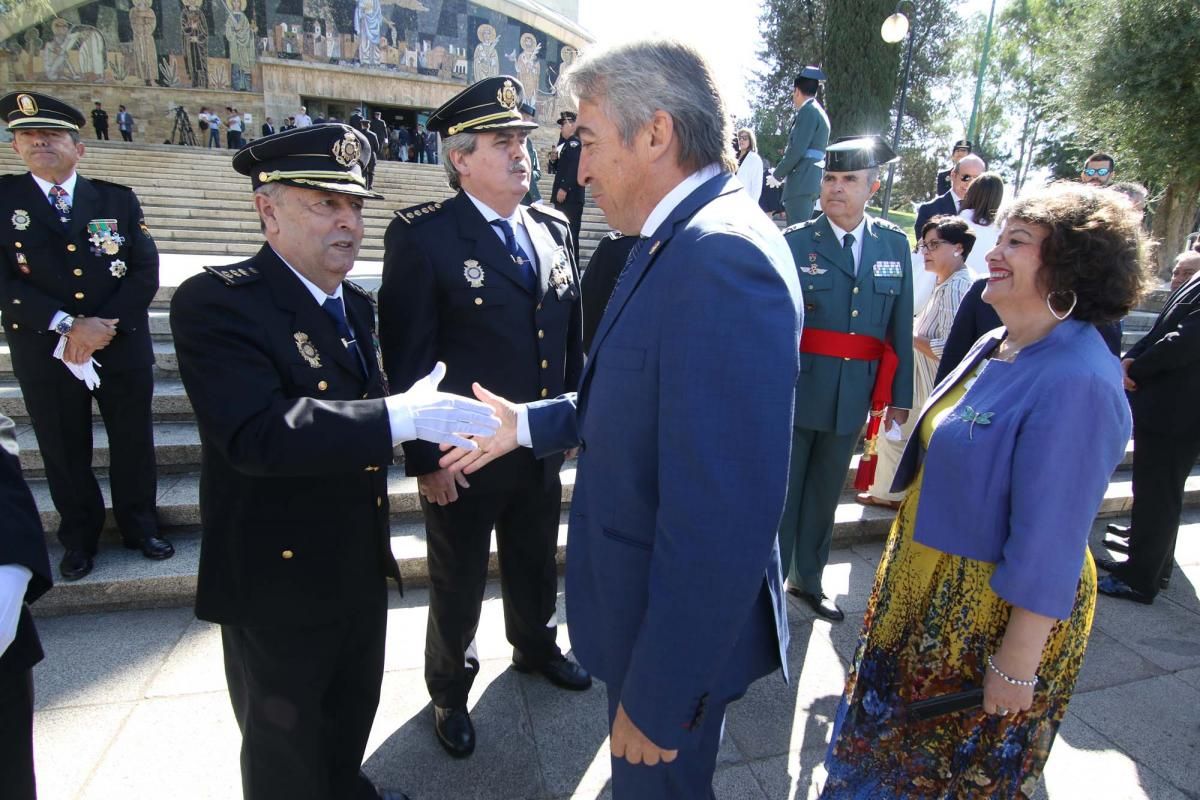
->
<box><xmin>610</xmin><ymin>703</ymin><xmax>678</xmax><ymax>767</ymax></box>
<box><xmin>439</xmin><ymin>382</ymin><xmax>520</xmax><ymax>474</ymax></box>
<box><xmin>399</xmin><ymin>363</ymin><xmax>501</xmax><ymax>449</ymax></box>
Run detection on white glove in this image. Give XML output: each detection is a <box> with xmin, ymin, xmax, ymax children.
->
<box><xmin>0</xmin><ymin>564</ymin><xmax>32</xmax><ymax>658</ymax></box>
<box><xmin>389</xmin><ymin>362</ymin><xmax>500</xmax><ymax>449</ymax></box>
<box><xmin>884</xmin><ymin>420</ymin><xmax>904</xmax><ymax>441</ymax></box>
<box><xmin>53</xmin><ymin>334</ymin><xmax>101</xmax><ymax>390</ymax></box>
<box><xmin>766</xmin><ymin>174</ymin><xmax>783</xmax><ymax>189</ymax></box>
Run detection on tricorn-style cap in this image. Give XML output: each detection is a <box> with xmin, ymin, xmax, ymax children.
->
<box><xmin>794</xmin><ymin>66</ymin><xmax>827</xmax><ymax>85</ymax></box>
<box><xmin>952</xmin><ymin>139</ymin><xmax>973</xmax><ymax>151</ymax></box>
<box><xmin>231</xmin><ymin>124</ymin><xmax>383</xmax><ymax>199</ymax></box>
<box><xmin>824</xmin><ymin>135</ymin><xmax>899</xmax><ymax>172</ymax></box>
<box><xmin>425</xmin><ymin>76</ymin><xmax>538</xmax><ymax>137</ymax></box>
<box><xmin>1</xmin><ymin>91</ymin><xmax>85</xmax><ymax>132</ymax></box>
<box><xmin>556</xmin><ymin>110</ymin><xmax>577</xmax><ymax>125</ymax></box>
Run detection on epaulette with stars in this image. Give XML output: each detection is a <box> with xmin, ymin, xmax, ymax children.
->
<box><xmin>527</xmin><ymin>204</ymin><xmax>568</xmax><ymax>224</ymax></box>
<box><xmin>395</xmin><ymin>200</ymin><xmax>445</xmax><ymax>225</ymax></box>
<box><xmin>203</xmin><ymin>263</ymin><xmax>262</xmax><ymax>286</ymax></box>
<box><xmin>872</xmin><ymin>216</ymin><xmax>907</xmax><ymax>237</ymax></box>
<box><xmin>344</xmin><ymin>279</ymin><xmax>377</xmax><ymax>306</ymax></box>
<box><xmin>781</xmin><ymin>218</ymin><xmax>818</xmax><ymax>236</ymax></box>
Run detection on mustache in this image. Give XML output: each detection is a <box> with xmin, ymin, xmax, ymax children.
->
<box><xmin>508</xmin><ymin>163</ymin><xmax>528</xmax><ymax>174</ymax></box>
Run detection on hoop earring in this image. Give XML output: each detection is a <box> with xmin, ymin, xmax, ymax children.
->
<box><xmin>1046</xmin><ymin>290</ymin><xmax>1077</xmax><ymax>321</ymax></box>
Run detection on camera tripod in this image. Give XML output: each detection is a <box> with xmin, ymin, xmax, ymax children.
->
<box><xmin>169</xmin><ymin>105</ymin><xmax>198</xmax><ymax>146</ymax></box>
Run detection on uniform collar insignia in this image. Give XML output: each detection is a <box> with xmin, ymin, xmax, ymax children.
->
<box><xmin>11</xmin><ymin>209</ymin><xmax>30</xmax><ymax>230</ymax></box>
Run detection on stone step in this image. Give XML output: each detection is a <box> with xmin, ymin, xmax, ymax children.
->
<box><xmin>31</xmin><ymin>465</ymin><xmax>1200</xmax><ymax>617</ymax></box>
<box><xmin>0</xmin><ymin>377</ymin><xmax>193</xmax><ymax>422</ymax></box>
<box><xmin>0</xmin><ymin>340</ymin><xmax>178</xmax><ymax>381</ymax></box>
<box><xmin>14</xmin><ymin>419</ymin><xmax>202</xmax><ymax>477</ymax></box>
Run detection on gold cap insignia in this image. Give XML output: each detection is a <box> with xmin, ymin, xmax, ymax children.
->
<box><xmin>331</xmin><ymin>131</ymin><xmax>362</xmax><ymax>167</ymax></box>
<box><xmin>16</xmin><ymin>94</ymin><xmax>38</xmax><ymax>116</ymax></box>
<box><xmin>496</xmin><ymin>80</ymin><xmax>519</xmax><ymax>110</ymax></box>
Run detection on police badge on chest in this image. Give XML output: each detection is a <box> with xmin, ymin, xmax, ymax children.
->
<box><xmin>548</xmin><ymin>247</ymin><xmax>574</xmax><ymax>299</ymax></box>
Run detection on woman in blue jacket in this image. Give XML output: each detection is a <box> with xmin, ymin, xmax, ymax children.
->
<box><xmin>822</xmin><ymin>183</ymin><xmax>1146</xmax><ymax>798</ymax></box>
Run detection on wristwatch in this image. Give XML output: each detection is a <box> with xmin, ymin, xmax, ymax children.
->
<box><xmin>54</xmin><ymin>315</ymin><xmax>76</xmax><ymax>336</ymax></box>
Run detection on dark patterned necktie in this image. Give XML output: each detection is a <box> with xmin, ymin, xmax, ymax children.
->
<box><xmin>50</xmin><ymin>185</ymin><xmax>71</xmax><ymax>225</ymax></box>
<box><xmin>490</xmin><ymin>218</ymin><xmax>538</xmax><ymax>294</ymax></box>
<box><xmin>603</xmin><ymin>236</ymin><xmax>649</xmax><ymax>316</ymax></box>
<box><xmin>321</xmin><ymin>296</ymin><xmax>367</xmax><ymax>377</ymax></box>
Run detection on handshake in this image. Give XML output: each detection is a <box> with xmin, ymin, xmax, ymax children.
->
<box><xmin>397</xmin><ymin>363</ymin><xmax>518</xmax><ymax>459</ymax></box>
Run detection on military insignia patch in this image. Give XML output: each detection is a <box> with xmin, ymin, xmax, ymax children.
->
<box><xmin>496</xmin><ymin>79</ymin><xmax>519</xmax><ymax>110</ymax></box>
<box><xmin>463</xmin><ymin>259</ymin><xmax>485</xmax><ymax>288</ymax></box>
<box><xmin>109</xmin><ymin>259</ymin><xmax>127</xmax><ymax>278</ymax></box>
<box><xmin>331</xmin><ymin>131</ymin><xmax>362</xmax><ymax>167</ymax></box>
<box><xmin>87</xmin><ymin>220</ymin><xmax>122</xmax><ymax>256</ymax></box>
<box><xmin>16</xmin><ymin>252</ymin><xmax>30</xmax><ymax>274</ymax></box>
<box><xmin>801</xmin><ymin>264</ymin><xmax>828</xmax><ymax>275</ymax></box>
<box><xmin>16</xmin><ymin>94</ymin><xmax>38</xmax><ymax>116</ymax></box>
<box><xmin>11</xmin><ymin>210</ymin><xmax>30</xmax><ymax>231</ymax></box>
<box><xmin>294</xmin><ymin>332</ymin><xmax>322</xmax><ymax>368</ymax></box>
<box><xmin>872</xmin><ymin>260</ymin><xmax>903</xmax><ymax>278</ymax></box>
<box><xmin>549</xmin><ymin>248</ymin><xmax>573</xmax><ymax>299</ymax></box>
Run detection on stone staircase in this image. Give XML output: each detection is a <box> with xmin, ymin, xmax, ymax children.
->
<box><xmin>3</xmin><ymin>142</ymin><xmax>1196</xmax><ymax>617</ymax></box>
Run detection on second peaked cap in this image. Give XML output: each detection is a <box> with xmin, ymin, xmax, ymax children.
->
<box><xmin>425</xmin><ymin>76</ymin><xmax>538</xmax><ymax>137</ymax></box>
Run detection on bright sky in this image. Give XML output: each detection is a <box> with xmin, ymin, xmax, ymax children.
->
<box><xmin>577</xmin><ymin>0</ymin><xmax>1007</xmax><ymax>120</ymax></box>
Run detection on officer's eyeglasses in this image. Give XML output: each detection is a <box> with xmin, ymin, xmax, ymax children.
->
<box><xmin>1083</xmin><ymin>166</ymin><xmax>1111</xmax><ymax>177</ymax></box>
<box><xmin>918</xmin><ymin>239</ymin><xmax>946</xmax><ymax>253</ymax></box>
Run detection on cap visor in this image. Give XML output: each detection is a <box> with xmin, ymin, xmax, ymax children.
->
<box><xmin>277</xmin><ymin>177</ymin><xmax>384</xmax><ymax>200</ymax></box>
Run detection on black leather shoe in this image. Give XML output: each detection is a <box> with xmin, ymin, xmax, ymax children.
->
<box><xmin>512</xmin><ymin>652</ymin><xmax>593</xmax><ymax>691</ymax></box>
<box><xmin>124</xmin><ymin>535</ymin><xmax>175</xmax><ymax>560</ymax></box>
<box><xmin>787</xmin><ymin>586</ymin><xmax>845</xmax><ymax>621</ymax></box>
<box><xmin>1102</xmin><ymin>536</ymin><xmax>1131</xmax><ymax>553</ymax></box>
<box><xmin>433</xmin><ymin>705</ymin><xmax>474</xmax><ymax>758</ymax></box>
<box><xmin>59</xmin><ymin>550</ymin><xmax>94</xmax><ymax>581</ymax></box>
<box><xmin>1105</xmin><ymin>523</ymin><xmax>1131</xmax><ymax>537</ymax></box>
<box><xmin>1094</xmin><ymin>556</ymin><xmax>1124</xmax><ymax>574</ymax></box>
<box><xmin>1098</xmin><ymin>575</ymin><xmax>1154</xmax><ymax>605</ymax></box>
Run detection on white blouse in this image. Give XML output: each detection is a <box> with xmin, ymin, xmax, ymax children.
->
<box><xmin>736</xmin><ymin>150</ymin><xmax>764</xmax><ymax>202</ymax></box>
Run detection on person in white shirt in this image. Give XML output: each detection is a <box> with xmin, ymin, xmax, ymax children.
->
<box><xmin>294</xmin><ymin>106</ymin><xmax>313</xmax><ymax>127</ymax></box>
<box><xmin>735</xmin><ymin>127</ymin><xmax>764</xmax><ymax>202</ymax></box>
<box><xmin>958</xmin><ymin>171</ymin><xmax>1004</xmax><ymax>278</ymax></box>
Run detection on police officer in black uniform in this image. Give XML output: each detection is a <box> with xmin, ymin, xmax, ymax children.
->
<box><xmin>351</xmin><ymin>112</ymin><xmax>380</xmax><ymax>189</ymax></box>
<box><xmin>549</xmin><ymin>110</ymin><xmax>584</xmax><ymax>257</ymax></box>
<box><xmin>378</xmin><ymin>75</ymin><xmax>590</xmax><ymax>760</ymax></box>
<box><xmin>0</xmin><ymin>91</ymin><xmax>172</xmax><ymax>581</ymax></box>
<box><xmin>170</xmin><ymin>123</ymin><xmax>498</xmax><ymax>800</ymax></box>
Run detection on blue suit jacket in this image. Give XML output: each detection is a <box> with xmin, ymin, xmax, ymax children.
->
<box><xmin>527</xmin><ymin>173</ymin><xmax>802</xmax><ymax>749</ymax></box>
<box><xmin>913</xmin><ymin>190</ymin><xmax>958</xmax><ymax>240</ymax></box>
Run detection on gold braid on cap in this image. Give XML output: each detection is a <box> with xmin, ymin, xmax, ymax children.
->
<box><xmin>447</xmin><ymin>110</ymin><xmax>522</xmax><ymax>136</ymax></box>
<box><xmin>257</xmin><ymin>169</ymin><xmax>367</xmax><ymax>187</ymax></box>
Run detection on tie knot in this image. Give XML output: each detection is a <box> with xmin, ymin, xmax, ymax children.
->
<box><xmin>490</xmin><ymin>218</ymin><xmax>514</xmax><ymax>235</ymax></box>
<box><xmin>321</xmin><ymin>296</ymin><xmax>347</xmax><ymax>325</ymax></box>
<box><xmin>843</xmin><ymin>233</ymin><xmax>855</xmax><ymax>249</ymax></box>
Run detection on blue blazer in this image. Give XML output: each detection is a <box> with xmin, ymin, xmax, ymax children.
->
<box><xmin>913</xmin><ymin>190</ymin><xmax>957</xmax><ymax>240</ymax></box>
<box><xmin>528</xmin><ymin>173</ymin><xmax>802</xmax><ymax>749</ymax></box>
<box><xmin>893</xmin><ymin>320</ymin><xmax>1131</xmax><ymax>618</ymax></box>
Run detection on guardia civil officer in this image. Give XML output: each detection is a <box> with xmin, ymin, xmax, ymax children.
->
<box><xmin>770</xmin><ymin>66</ymin><xmax>831</xmax><ymax>225</ymax></box>
<box><xmin>778</xmin><ymin>136</ymin><xmax>914</xmax><ymax>621</ymax></box>
<box><xmin>378</xmin><ymin>76</ymin><xmax>590</xmax><ymax>760</ymax></box>
<box><xmin>0</xmin><ymin>91</ymin><xmax>172</xmax><ymax>582</ymax></box>
<box><xmin>549</xmin><ymin>109</ymin><xmax>584</xmax><ymax>256</ymax></box>
<box><xmin>519</xmin><ymin>102</ymin><xmax>543</xmax><ymax>206</ymax></box>
<box><xmin>169</xmin><ymin>124</ymin><xmax>499</xmax><ymax>800</ymax></box>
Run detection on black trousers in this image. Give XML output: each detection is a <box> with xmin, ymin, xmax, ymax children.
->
<box><xmin>0</xmin><ymin>669</ymin><xmax>36</xmax><ymax>800</ymax></box>
<box><xmin>221</xmin><ymin>586</ymin><xmax>387</xmax><ymax>800</ymax></box>
<box><xmin>422</xmin><ymin>473</ymin><xmax>562</xmax><ymax>708</ymax></box>
<box><xmin>555</xmin><ymin>201</ymin><xmax>584</xmax><ymax>260</ymax></box>
<box><xmin>1117</xmin><ymin>425</ymin><xmax>1200</xmax><ymax>597</ymax></box>
<box><xmin>17</xmin><ymin>365</ymin><xmax>157</xmax><ymax>552</ymax></box>
<box><xmin>119</xmin><ymin>129</ymin><xmax>132</xmax><ymax>142</ymax></box>
<box><xmin>93</xmin><ymin>126</ymin><xmax>108</xmax><ymax>140</ymax></box>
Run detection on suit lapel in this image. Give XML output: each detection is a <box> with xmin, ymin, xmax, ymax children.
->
<box><xmin>67</xmin><ymin>176</ymin><xmax>100</xmax><ymax>240</ymax></box>
<box><xmin>258</xmin><ymin>245</ymin><xmax>364</xmax><ymax>381</ymax></box>
<box><xmin>20</xmin><ymin>174</ymin><xmax>63</xmax><ymax>233</ymax></box>
<box><xmin>521</xmin><ymin>206</ymin><xmax>565</xmax><ymax>295</ymax></box>
<box><xmin>815</xmin><ymin>217</ymin><xmax>852</xmax><ymax>278</ymax></box>
<box><xmin>582</xmin><ymin>174</ymin><xmax>741</xmax><ymax>390</ymax></box>
<box><xmin>454</xmin><ymin>195</ymin><xmax>535</xmax><ymax>296</ymax></box>
<box><xmin>919</xmin><ymin>328</ymin><xmax>1003</xmax><ymax>426</ymax></box>
<box><xmin>857</xmin><ymin>218</ymin><xmax>883</xmax><ymax>286</ymax></box>
<box><xmin>344</xmin><ymin>289</ymin><xmax>386</xmax><ymax>393</ymax></box>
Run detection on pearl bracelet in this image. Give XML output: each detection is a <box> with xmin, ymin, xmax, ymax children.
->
<box><xmin>987</xmin><ymin>654</ymin><xmax>1038</xmax><ymax>688</ymax></box>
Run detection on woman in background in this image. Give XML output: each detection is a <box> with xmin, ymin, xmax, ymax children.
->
<box><xmin>958</xmin><ymin>171</ymin><xmax>1004</xmax><ymax>277</ymax></box>
<box><xmin>735</xmin><ymin>128</ymin><xmax>764</xmax><ymax>203</ymax></box>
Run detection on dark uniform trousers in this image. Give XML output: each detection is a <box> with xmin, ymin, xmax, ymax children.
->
<box><xmin>171</xmin><ymin>246</ymin><xmax>403</xmax><ymax>800</ymax></box>
<box><xmin>1</xmin><ymin>172</ymin><xmax>160</xmax><ymax>554</ymax></box>
<box><xmin>379</xmin><ymin>194</ymin><xmax>583</xmax><ymax>710</ymax></box>
<box><xmin>778</xmin><ymin>428</ymin><xmax>858</xmax><ymax>592</ymax></box>
<box><xmin>551</xmin><ymin>134</ymin><xmax>585</xmax><ymax>259</ymax></box>
<box><xmin>1124</xmin><ymin>426</ymin><xmax>1200</xmax><ymax>594</ymax></box>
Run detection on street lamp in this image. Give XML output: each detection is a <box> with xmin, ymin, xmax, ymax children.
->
<box><xmin>879</xmin><ymin>3</ymin><xmax>915</xmax><ymax>221</ymax></box>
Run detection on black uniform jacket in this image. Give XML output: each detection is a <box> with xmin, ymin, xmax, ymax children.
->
<box><xmin>550</xmin><ymin>135</ymin><xmax>585</xmax><ymax>205</ymax></box>
<box><xmin>379</xmin><ymin>194</ymin><xmax>583</xmax><ymax>492</ymax></box>
<box><xmin>170</xmin><ymin>245</ymin><xmax>402</xmax><ymax>628</ymax></box>
<box><xmin>0</xmin><ymin>414</ymin><xmax>51</xmax><ymax>676</ymax></box>
<box><xmin>1126</xmin><ymin>275</ymin><xmax>1200</xmax><ymax>438</ymax></box>
<box><xmin>0</xmin><ymin>172</ymin><xmax>158</xmax><ymax>378</ymax></box>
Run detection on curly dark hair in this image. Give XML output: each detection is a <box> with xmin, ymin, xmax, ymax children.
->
<box><xmin>1002</xmin><ymin>182</ymin><xmax>1147</xmax><ymax>323</ymax></box>
<box><xmin>920</xmin><ymin>215</ymin><xmax>976</xmax><ymax>259</ymax></box>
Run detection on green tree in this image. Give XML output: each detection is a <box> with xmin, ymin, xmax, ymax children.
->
<box><xmin>824</xmin><ymin>0</ymin><xmax>901</xmax><ymax>138</ymax></box>
<box><xmin>749</xmin><ymin>0</ymin><xmax>828</xmax><ymax>165</ymax></box>
<box><xmin>1058</xmin><ymin>0</ymin><xmax>1200</xmax><ymax>274</ymax></box>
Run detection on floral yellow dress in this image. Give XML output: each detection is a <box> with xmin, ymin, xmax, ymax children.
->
<box><xmin>821</xmin><ymin>367</ymin><xmax>1097</xmax><ymax>799</ymax></box>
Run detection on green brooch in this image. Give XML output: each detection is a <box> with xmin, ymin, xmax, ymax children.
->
<box><xmin>957</xmin><ymin>406</ymin><xmax>994</xmax><ymax>439</ymax></box>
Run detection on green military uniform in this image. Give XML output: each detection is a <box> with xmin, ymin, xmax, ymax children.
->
<box><xmin>778</xmin><ymin>137</ymin><xmax>914</xmax><ymax>614</ymax></box>
<box><xmin>775</xmin><ymin>66</ymin><xmax>830</xmax><ymax>225</ymax></box>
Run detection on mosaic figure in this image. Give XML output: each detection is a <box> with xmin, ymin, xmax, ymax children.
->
<box><xmin>355</xmin><ymin>0</ymin><xmax>383</xmax><ymax>66</ymax></box>
<box><xmin>129</xmin><ymin>0</ymin><xmax>159</xmax><ymax>85</ymax></box>
<box><xmin>473</xmin><ymin>23</ymin><xmax>498</xmax><ymax>81</ymax></box>
<box><xmin>223</xmin><ymin>0</ymin><xmax>255</xmax><ymax>91</ymax></box>
<box><xmin>182</xmin><ymin>0</ymin><xmax>210</xmax><ymax>88</ymax></box>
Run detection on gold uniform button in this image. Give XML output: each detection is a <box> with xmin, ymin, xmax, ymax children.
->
<box><xmin>11</xmin><ymin>299</ymin><xmax>19</xmax><ymax>305</ymax></box>
<box><xmin>540</xmin><ymin>388</ymin><xmax>548</xmax><ymax>398</ymax></box>
<box><xmin>844</xmin><ymin>357</ymin><xmax>851</xmax><ymax>361</ymax></box>
<box><xmin>317</xmin><ymin>380</ymin><xmax>329</xmax><ymax>391</ymax></box>
<box><xmin>74</xmin><ymin>292</ymin><xmax>85</xmax><ymax>300</ymax></box>
<box><xmin>541</xmin><ymin>359</ymin><xmax>548</xmax><ymax>369</ymax></box>
<box><xmin>67</xmin><ymin>244</ymin><xmax>77</xmax><ymax>252</ymax></box>
<box><xmin>852</xmin><ymin>287</ymin><xmax>860</xmax><ymax>294</ymax></box>
<box><xmin>10</xmin><ymin>323</ymin><xmax>17</xmax><ymax>329</ymax></box>
<box><xmin>14</xmin><ymin>242</ymin><xmax>21</xmax><ymax>249</ymax></box>
<box><xmin>851</xmin><ymin>309</ymin><xmax>859</xmax><ymax>317</ymax></box>
<box><xmin>73</xmin><ymin>269</ymin><xmax>83</xmax><ymax>277</ymax></box>
<box><xmin>281</xmin><ymin>550</ymin><xmax>294</xmax><ymax>559</ymax></box>
<box><xmin>376</xmin><ymin>496</ymin><xmax>383</xmax><ymax>508</ymax></box>
<box><xmin>537</xmin><ymin>329</ymin><xmax>544</xmax><ymax>339</ymax></box>
<box><xmin>474</xmin><ymin>297</ymin><xmax>483</xmax><ymax>305</ymax></box>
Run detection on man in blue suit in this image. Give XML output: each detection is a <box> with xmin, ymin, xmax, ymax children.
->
<box><xmin>439</xmin><ymin>38</ymin><xmax>803</xmax><ymax>798</ymax></box>
<box><xmin>914</xmin><ymin>152</ymin><xmax>985</xmax><ymax>240</ymax></box>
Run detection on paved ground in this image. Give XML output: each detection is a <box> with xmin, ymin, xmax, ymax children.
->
<box><xmin>29</xmin><ymin>511</ymin><xmax>1200</xmax><ymax>800</ymax></box>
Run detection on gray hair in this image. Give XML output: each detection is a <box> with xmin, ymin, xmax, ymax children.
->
<box><xmin>560</xmin><ymin>38</ymin><xmax>735</xmax><ymax>174</ymax></box>
<box><xmin>253</xmin><ymin>182</ymin><xmax>288</xmax><ymax>232</ymax></box>
<box><xmin>441</xmin><ymin>132</ymin><xmax>478</xmax><ymax>191</ymax></box>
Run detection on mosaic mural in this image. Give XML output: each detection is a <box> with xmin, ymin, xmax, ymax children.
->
<box><xmin>0</xmin><ymin>0</ymin><xmax>578</xmax><ymax>111</ymax></box>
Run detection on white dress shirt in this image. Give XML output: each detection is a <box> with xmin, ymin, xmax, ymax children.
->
<box><xmin>827</xmin><ymin>215</ymin><xmax>867</xmax><ymax>275</ymax></box>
